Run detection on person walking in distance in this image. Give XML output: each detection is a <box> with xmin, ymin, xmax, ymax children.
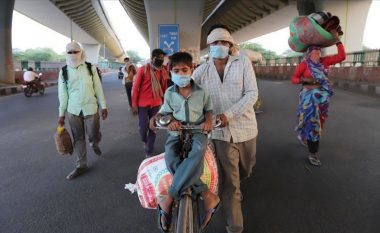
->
<box><xmin>122</xmin><ymin>57</ymin><xmax>136</xmax><ymax>108</ymax></box>
<box><xmin>132</xmin><ymin>49</ymin><xmax>168</xmax><ymax>158</ymax></box>
<box><xmin>192</xmin><ymin>24</ymin><xmax>259</xmax><ymax>233</ymax></box>
<box><xmin>58</xmin><ymin>41</ymin><xmax>108</xmax><ymax>180</ymax></box>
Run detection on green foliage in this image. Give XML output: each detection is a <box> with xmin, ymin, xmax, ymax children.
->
<box><xmin>12</xmin><ymin>47</ymin><xmax>65</xmax><ymax>61</ymax></box>
<box><xmin>125</xmin><ymin>50</ymin><xmax>144</xmax><ymax>63</ymax></box>
<box><xmin>281</xmin><ymin>49</ymin><xmax>303</xmax><ymax>57</ymax></box>
<box><xmin>240</xmin><ymin>42</ymin><xmax>278</xmax><ymax>59</ymax></box>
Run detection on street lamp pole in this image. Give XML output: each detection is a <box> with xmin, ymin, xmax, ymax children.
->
<box><xmin>103</xmin><ymin>36</ymin><xmax>106</xmax><ymax>60</ymax></box>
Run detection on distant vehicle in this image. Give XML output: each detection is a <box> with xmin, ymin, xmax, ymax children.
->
<box><xmin>22</xmin><ymin>73</ymin><xmax>45</xmax><ymax>97</ymax></box>
<box><xmin>118</xmin><ymin>66</ymin><xmax>123</xmax><ymax>79</ymax></box>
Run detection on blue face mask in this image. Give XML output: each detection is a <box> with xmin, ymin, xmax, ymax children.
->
<box><xmin>171</xmin><ymin>72</ymin><xmax>191</xmax><ymax>88</ymax></box>
<box><xmin>210</xmin><ymin>45</ymin><xmax>229</xmax><ymax>59</ymax></box>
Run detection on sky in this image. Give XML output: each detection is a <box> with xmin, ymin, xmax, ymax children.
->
<box><xmin>11</xmin><ymin>0</ymin><xmax>380</xmax><ymax>59</ymax></box>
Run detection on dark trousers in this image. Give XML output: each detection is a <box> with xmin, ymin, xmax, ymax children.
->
<box><xmin>307</xmin><ymin>140</ymin><xmax>319</xmax><ymax>154</ymax></box>
<box><xmin>124</xmin><ymin>82</ymin><xmax>133</xmax><ymax>107</ymax></box>
<box><xmin>137</xmin><ymin>106</ymin><xmax>160</xmax><ymax>156</ymax></box>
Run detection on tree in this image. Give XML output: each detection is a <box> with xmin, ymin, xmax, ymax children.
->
<box><xmin>281</xmin><ymin>49</ymin><xmax>303</xmax><ymax>57</ymax></box>
<box><xmin>125</xmin><ymin>50</ymin><xmax>144</xmax><ymax>63</ymax></box>
<box><xmin>12</xmin><ymin>47</ymin><xmax>65</xmax><ymax>61</ymax></box>
<box><xmin>240</xmin><ymin>42</ymin><xmax>278</xmax><ymax>59</ymax></box>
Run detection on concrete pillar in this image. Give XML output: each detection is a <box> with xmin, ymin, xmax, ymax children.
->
<box><xmin>144</xmin><ymin>0</ymin><xmax>203</xmax><ymax>61</ymax></box>
<box><xmin>315</xmin><ymin>0</ymin><xmax>372</xmax><ymax>54</ymax></box>
<box><xmin>0</xmin><ymin>0</ymin><xmax>15</xmax><ymax>84</ymax></box>
<box><xmin>82</xmin><ymin>43</ymin><xmax>101</xmax><ymax>64</ymax></box>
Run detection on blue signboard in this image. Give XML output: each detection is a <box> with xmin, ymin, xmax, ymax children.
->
<box><xmin>158</xmin><ymin>24</ymin><xmax>179</xmax><ymax>56</ymax></box>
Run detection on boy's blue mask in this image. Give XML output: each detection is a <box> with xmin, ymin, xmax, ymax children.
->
<box><xmin>210</xmin><ymin>45</ymin><xmax>229</xmax><ymax>59</ymax></box>
<box><xmin>171</xmin><ymin>72</ymin><xmax>191</xmax><ymax>88</ymax></box>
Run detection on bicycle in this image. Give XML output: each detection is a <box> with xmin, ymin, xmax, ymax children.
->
<box><xmin>155</xmin><ymin>115</ymin><xmax>221</xmax><ymax>233</ymax></box>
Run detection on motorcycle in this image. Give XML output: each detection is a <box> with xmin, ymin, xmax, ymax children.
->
<box><xmin>22</xmin><ymin>73</ymin><xmax>45</xmax><ymax>97</ymax></box>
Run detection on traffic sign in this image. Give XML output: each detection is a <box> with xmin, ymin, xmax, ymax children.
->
<box><xmin>158</xmin><ymin>24</ymin><xmax>179</xmax><ymax>56</ymax></box>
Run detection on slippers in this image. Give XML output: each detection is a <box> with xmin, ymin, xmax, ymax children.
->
<box><xmin>308</xmin><ymin>155</ymin><xmax>322</xmax><ymax>166</ymax></box>
<box><xmin>157</xmin><ymin>204</ymin><xmax>172</xmax><ymax>232</ymax></box>
<box><xmin>201</xmin><ymin>201</ymin><xmax>221</xmax><ymax>232</ymax></box>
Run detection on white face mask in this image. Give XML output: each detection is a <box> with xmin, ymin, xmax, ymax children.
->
<box><xmin>66</xmin><ymin>51</ymin><xmax>83</xmax><ymax>68</ymax></box>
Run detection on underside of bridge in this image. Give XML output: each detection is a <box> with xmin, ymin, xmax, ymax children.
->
<box><xmin>49</xmin><ymin>0</ymin><xmax>124</xmax><ymax>61</ymax></box>
<box><xmin>120</xmin><ymin>0</ymin><xmax>291</xmax><ymax>50</ymax></box>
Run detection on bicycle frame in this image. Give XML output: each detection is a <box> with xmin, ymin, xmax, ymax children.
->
<box><xmin>155</xmin><ymin>116</ymin><xmax>221</xmax><ymax>233</ymax></box>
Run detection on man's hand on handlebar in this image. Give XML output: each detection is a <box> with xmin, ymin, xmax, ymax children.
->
<box><xmin>216</xmin><ymin>114</ymin><xmax>228</xmax><ymax>127</ymax></box>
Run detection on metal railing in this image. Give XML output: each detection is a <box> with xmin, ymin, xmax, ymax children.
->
<box><xmin>259</xmin><ymin>49</ymin><xmax>380</xmax><ymax>67</ymax></box>
<box><xmin>14</xmin><ymin>60</ymin><xmax>123</xmax><ymax>71</ymax></box>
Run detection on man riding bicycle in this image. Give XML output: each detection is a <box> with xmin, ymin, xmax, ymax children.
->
<box><xmin>150</xmin><ymin>52</ymin><xmax>220</xmax><ymax>232</ymax></box>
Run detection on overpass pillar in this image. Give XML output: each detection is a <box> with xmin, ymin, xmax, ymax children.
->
<box><xmin>0</xmin><ymin>0</ymin><xmax>15</xmax><ymax>84</ymax></box>
<box><xmin>82</xmin><ymin>43</ymin><xmax>101</xmax><ymax>64</ymax></box>
<box><xmin>315</xmin><ymin>0</ymin><xmax>372</xmax><ymax>53</ymax></box>
<box><xmin>297</xmin><ymin>0</ymin><xmax>371</xmax><ymax>53</ymax></box>
<box><xmin>144</xmin><ymin>0</ymin><xmax>203</xmax><ymax>62</ymax></box>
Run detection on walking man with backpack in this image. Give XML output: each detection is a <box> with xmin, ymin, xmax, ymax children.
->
<box><xmin>58</xmin><ymin>41</ymin><xmax>108</xmax><ymax>180</ymax></box>
<box><xmin>132</xmin><ymin>49</ymin><xmax>168</xmax><ymax>158</ymax></box>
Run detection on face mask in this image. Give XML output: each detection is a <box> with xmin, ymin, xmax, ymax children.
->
<box><xmin>171</xmin><ymin>72</ymin><xmax>191</xmax><ymax>88</ymax></box>
<box><xmin>153</xmin><ymin>58</ymin><xmax>164</xmax><ymax>67</ymax></box>
<box><xmin>210</xmin><ymin>45</ymin><xmax>229</xmax><ymax>59</ymax></box>
<box><xmin>66</xmin><ymin>51</ymin><xmax>82</xmax><ymax>68</ymax></box>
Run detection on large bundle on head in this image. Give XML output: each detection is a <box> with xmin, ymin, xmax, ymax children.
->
<box><xmin>288</xmin><ymin>11</ymin><xmax>342</xmax><ymax>52</ymax></box>
<box><xmin>239</xmin><ymin>49</ymin><xmax>263</xmax><ymax>64</ymax></box>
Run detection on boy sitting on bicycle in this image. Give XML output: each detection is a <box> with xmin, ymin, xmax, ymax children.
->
<box><xmin>150</xmin><ymin>52</ymin><xmax>220</xmax><ymax>232</ymax></box>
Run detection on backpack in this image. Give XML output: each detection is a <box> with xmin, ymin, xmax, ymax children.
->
<box><xmin>62</xmin><ymin>61</ymin><xmax>94</xmax><ymax>83</ymax></box>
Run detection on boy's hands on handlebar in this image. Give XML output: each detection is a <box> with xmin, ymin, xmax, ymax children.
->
<box><xmin>168</xmin><ymin>120</ymin><xmax>182</xmax><ymax>131</ymax></box>
<box><xmin>202</xmin><ymin>111</ymin><xmax>213</xmax><ymax>133</ymax></box>
<box><xmin>149</xmin><ymin>114</ymin><xmax>160</xmax><ymax>131</ymax></box>
<box><xmin>201</xmin><ymin>120</ymin><xmax>213</xmax><ymax>133</ymax></box>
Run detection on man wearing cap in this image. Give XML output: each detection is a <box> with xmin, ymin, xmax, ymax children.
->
<box><xmin>132</xmin><ymin>49</ymin><xmax>168</xmax><ymax>157</ymax></box>
<box><xmin>192</xmin><ymin>24</ymin><xmax>258</xmax><ymax>233</ymax></box>
<box><xmin>58</xmin><ymin>41</ymin><xmax>108</xmax><ymax>180</ymax></box>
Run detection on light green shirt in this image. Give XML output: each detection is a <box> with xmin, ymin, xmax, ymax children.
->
<box><xmin>159</xmin><ymin>81</ymin><xmax>212</xmax><ymax>135</ymax></box>
<box><xmin>58</xmin><ymin>63</ymin><xmax>107</xmax><ymax>117</ymax></box>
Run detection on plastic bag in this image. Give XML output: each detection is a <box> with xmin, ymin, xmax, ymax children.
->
<box><xmin>54</xmin><ymin>125</ymin><xmax>73</xmax><ymax>155</ymax></box>
<box><xmin>127</xmin><ymin>143</ymin><xmax>219</xmax><ymax>209</ymax></box>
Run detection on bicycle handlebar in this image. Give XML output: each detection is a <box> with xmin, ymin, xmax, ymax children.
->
<box><xmin>155</xmin><ymin>115</ymin><xmax>222</xmax><ymax>130</ymax></box>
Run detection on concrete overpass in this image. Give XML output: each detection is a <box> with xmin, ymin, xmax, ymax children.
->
<box><xmin>0</xmin><ymin>0</ymin><xmax>372</xmax><ymax>84</ymax></box>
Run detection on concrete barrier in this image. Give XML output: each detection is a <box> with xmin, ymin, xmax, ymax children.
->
<box><xmin>254</xmin><ymin>65</ymin><xmax>380</xmax><ymax>97</ymax></box>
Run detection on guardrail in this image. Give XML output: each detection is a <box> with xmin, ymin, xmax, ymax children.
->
<box><xmin>259</xmin><ymin>49</ymin><xmax>380</xmax><ymax>67</ymax></box>
<box><xmin>14</xmin><ymin>60</ymin><xmax>123</xmax><ymax>71</ymax></box>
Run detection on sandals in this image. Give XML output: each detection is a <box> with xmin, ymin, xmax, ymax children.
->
<box><xmin>157</xmin><ymin>204</ymin><xmax>172</xmax><ymax>232</ymax></box>
<box><xmin>201</xmin><ymin>201</ymin><xmax>221</xmax><ymax>232</ymax></box>
<box><xmin>308</xmin><ymin>155</ymin><xmax>322</xmax><ymax>166</ymax></box>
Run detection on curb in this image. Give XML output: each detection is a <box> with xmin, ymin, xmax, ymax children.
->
<box><xmin>332</xmin><ymin>80</ymin><xmax>380</xmax><ymax>97</ymax></box>
<box><xmin>0</xmin><ymin>81</ymin><xmax>58</xmax><ymax>97</ymax></box>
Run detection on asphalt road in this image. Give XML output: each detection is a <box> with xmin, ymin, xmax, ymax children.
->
<box><xmin>0</xmin><ymin>72</ymin><xmax>379</xmax><ymax>233</ymax></box>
